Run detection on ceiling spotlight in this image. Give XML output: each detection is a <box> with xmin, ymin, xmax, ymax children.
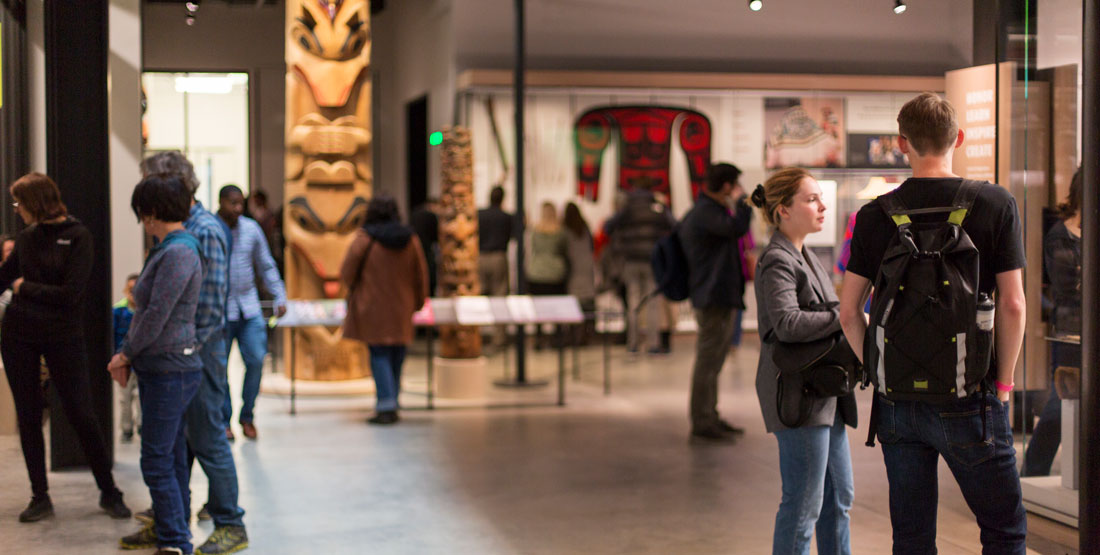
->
<box><xmin>748</xmin><ymin>0</ymin><xmax>763</xmax><ymax>11</ymax></box>
<box><xmin>893</xmin><ymin>0</ymin><xmax>907</xmax><ymax>14</ymax></box>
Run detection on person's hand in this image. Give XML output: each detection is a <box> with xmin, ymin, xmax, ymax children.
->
<box><xmin>276</xmin><ymin>304</ymin><xmax>287</xmax><ymax>318</ymax></box>
<box><xmin>108</xmin><ymin>353</ymin><xmax>130</xmax><ymax>387</ymax></box>
<box><xmin>12</xmin><ymin>277</ymin><xmax>23</xmax><ymax>294</ymax></box>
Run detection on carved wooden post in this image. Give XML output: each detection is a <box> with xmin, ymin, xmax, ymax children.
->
<box><xmin>283</xmin><ymin>0</ymin><xmax>372</xmax><ymax>380</ymax></box>
<box><xmin>438</xmin><ymin>127</ymin><xmax>483</xmax><ymax>358</ymax></box>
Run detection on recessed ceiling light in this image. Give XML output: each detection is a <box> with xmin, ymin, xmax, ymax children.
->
<box><xmin>894</xmin><ymin>0</ymin><xmax>907</xmax><ymax>14</ymax></box>
<box><xmin>748</xmin><ymin>0</ymin><xmax>763</xmax><ymax>12</ymax></box>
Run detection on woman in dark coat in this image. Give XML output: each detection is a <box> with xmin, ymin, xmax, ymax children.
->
<box><xmin>0</xmin><ymin>173</ymin><xmax>131</xmax><ymax>523</ymax></box>
<box><xmin>340</xmin><ymin>195</ymin><xmax>429</xmax><ymax>425</ymax></box>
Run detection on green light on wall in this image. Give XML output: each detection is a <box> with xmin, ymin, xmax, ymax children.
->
<box><xmin>429</xmin><ymin>131</ymin><xmax>443</xmax><ymax>146</ymax></box>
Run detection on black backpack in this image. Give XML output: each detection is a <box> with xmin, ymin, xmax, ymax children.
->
<box><xmin>651</xmin><ymin>226</ymin><xmax>690</xmax><ymax>302</ymax></box>
<box><xmin>863</xmin><ymin>180</ymin><xmax>994</xmax><ymax>403</ymax></box>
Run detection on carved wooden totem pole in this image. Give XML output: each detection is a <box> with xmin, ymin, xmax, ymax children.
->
<box><xmin>285</xmin><ymin>0</ymin><xmax>372</xmax><ymax>380</ymax></box>
<box><xmin>438</xmin><ymin>127</ymin><xmax>483</xmax><ymax>359</ymax></box>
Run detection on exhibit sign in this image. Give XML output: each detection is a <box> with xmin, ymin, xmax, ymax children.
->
<box><xmin>454</xmin><ymin>296</ymin><xmax>495</xmax><ymax>326</ymax></box>
<box><xmin>765</xmin><ymin>97</ymin><xmax>846</xmax><ymax>169</ymax></box>
<box><xmin>945</xmin><ymin>63</ymin><xmax>1014</xmax><ymax>184</ymax></box>
<box><xmin>278</xmin><ymin>299</ymin><xmax>348</xmax><ymax>328</ymax></box>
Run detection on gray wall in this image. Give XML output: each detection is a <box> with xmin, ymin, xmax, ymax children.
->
<box><xmin>142</xmin><ymin>1</ymin><xmax>286</xmax><ymax>206</ymax></box>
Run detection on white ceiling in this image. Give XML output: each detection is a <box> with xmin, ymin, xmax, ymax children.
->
<box><xmin>452</xmin><ymin>0</ymin><xmax>974</xmax><ymax>76</ymax></box>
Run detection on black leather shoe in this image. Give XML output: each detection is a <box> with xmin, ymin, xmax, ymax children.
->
<box><xmin>100</xmin><ymin>489</ymin><xmax>132</xmax><ymax>519</ymax></box>
<box><xmin>367</xmin><ymin>411</ymin><xmax>399</xmax><ymax>425</ymax></box>
<box><xmin>717</xmin><ymin>419</ymin><xmax>746</xmax><ymax>436</ymax></box>
<box><xmin>19</xmin><ymin>496</ymin><xmax>54</xmax><ymax>522</ymax></box>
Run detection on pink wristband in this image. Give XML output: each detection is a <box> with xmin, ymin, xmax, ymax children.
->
<box><xmin>995</xmin><ymin>380</ymin><xmax>1015</xmax><ymax>393</ymax></box>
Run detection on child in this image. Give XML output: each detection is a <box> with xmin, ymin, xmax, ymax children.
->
<box><xmin>113</xmin><ymin>273</ymin><xmax>140</xmax><ymax>442</ymax></box>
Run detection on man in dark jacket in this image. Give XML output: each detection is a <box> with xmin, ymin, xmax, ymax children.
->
<box><xmin>679</xmin><ymin>163</ymin><xmax>752</xmax><ymax>441</ymax></box>
<box><xmin>606</xmin><ymin>182</ymin><xmax>673</xmax><ymax>353</ymax></box>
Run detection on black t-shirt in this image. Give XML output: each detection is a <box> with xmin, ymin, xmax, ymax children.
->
<box><xmin>847</xmin><ymin>177</ymin><xmax>1026</xmax><ymax>296</ymax></box>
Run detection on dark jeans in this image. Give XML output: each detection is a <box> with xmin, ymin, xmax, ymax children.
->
<box><xmin>1</xmin><ymin>328</ymin><xmax>119</xmax><ymax>498</ymax></box>
<box><xmin>874</xmin><ymin>393</ymin><xmax>1027</xmax><ymax>554</ymax></box>
<box><xmin>690</xmin><ymin>306</ymin><xmax>734</xmax><ymax>429</ymax></box>
<box><xmin>368</xmin><ymin>345</ymin><xmax>407</xmax><ymax>412</ymax></box>
<box><xmin>133</xmin><ymin>354</ymin><xmax>202</xmax><ymax>552</ymax></box>
<box><xmin>186</xmin><ymin>337</ymin><xmax>246</xmax><ymax>528</ymax></box>
<box><xmin>1023</xmin><ymin>342</ymin><xmax>1082</xmax><ymax>477</ymax></box>
<box><xmin>222</xmin><ymin>316</ymin><xmax>268</xmax><ymax>425</ymax></box>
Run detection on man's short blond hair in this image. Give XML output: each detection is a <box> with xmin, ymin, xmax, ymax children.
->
<box><xmin>897</xmin><ymin>92</ymin><xmax>959</xmax><ymax>156</ymax></box>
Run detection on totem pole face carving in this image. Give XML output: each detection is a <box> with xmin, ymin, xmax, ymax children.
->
<box><xmin>286</xmin><ymin>0</ymin><xmax>372</xmax><ymax>380</ymax></box>
<box><xmin>438</xmin><ymin>127</ymin><xmax>482</xmax><ymax>359</ymax></box>
<box><xmin>575</xmin><ymin>106</ymin><xmax>712</xmax><ymax>206</ymax></box>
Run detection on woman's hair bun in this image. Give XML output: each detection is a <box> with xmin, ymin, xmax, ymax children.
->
<box><xmin>750</xmin><ymin>184</ymin><xmax>767</xmax><ymax>208</ymax></box>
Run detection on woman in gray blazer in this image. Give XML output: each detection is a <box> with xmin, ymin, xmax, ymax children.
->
<box><xmin>751</xmin><ymin>168</ymin><xmax>855</xmax><ymax>555</ymax></box>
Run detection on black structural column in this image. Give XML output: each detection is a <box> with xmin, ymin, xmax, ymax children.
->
<box><xmin>0</xmin><ymin>0</ymin><xmax>29</xmax><ymax>232</ymax></box>
<box><xmin>1080</xmin><ymin>0</ymin><xmax>1099</xmax><ymax>548</ymax></box>
<box><xmin>511</xmin><ymin>0</ymin><xmax>529</xmax><ymax>383</ymax></box>
<box><xmin>44</xmin><ymin>2</ymin><xmax>114</xmax><ymax>468</ymax></box>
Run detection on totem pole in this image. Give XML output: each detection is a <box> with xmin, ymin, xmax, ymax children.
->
<box><xmin>284</xmin><ymin>0</ymin><xmax>372</xmax><ymax>380</ymax></box>
<box><xmin>438</xmin><ymin>127</ymin><xmax>482</xmax><ymax>359</ymax></box>
<box><xmin>574</xmin><ymin>106</ymin><xmax>712</xmax><ymax>207</ymax></box>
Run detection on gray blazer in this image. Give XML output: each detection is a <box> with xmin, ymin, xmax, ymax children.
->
<box><xmin>754</xmin><ymin>231</ymin><xmax>852</xmax><ymax>433</ymax></box>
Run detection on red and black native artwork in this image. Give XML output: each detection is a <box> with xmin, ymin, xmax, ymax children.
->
<box><xmin>574</xmin><ymin>106</ymin><xmax>712</xmax><ymax>206</ymax></box>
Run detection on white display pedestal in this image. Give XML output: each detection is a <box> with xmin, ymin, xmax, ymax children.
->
<box><xmin>434</xmin><ymin>356</ymin><xmax>488</xmax><ymax>400</ymax></box>
<box><xmin>1021</xmin><ymin>399</ymin><xmax>1079</xmax><ymax>527</ymax></box>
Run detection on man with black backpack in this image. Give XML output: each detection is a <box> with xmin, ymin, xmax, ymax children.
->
<box><xmin>839</xmin><ymin>93</ymin><xmax>1028</xmax><ymax>552</ymax></box>
<box><xmin>679</xmin><ymin>162</ymin><xmax>753</xmax><ymax>442</ymax></box>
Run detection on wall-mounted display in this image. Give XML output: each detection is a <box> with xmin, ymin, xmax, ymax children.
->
<box><xmin>283</xmin><ymin>0</ymin><xmax>373</xmax><ymax>380</ymax></box>
<box><xmin>764</xmin><ymin>97</ymin><xmax>846</xmax><ymax>169</ymax></box>
<box><xmin>846</xmin><ymin>134</ymin><xmax>910</xmax><ymax>168</ymax></box>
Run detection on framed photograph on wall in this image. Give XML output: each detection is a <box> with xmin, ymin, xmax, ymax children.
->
<box><xmin>764</xmin><ymin>97</ymin><xmax>846</xmax><ymax>169</ymax></box>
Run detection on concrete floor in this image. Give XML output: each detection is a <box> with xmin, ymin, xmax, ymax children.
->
<box><xmin>0</xmin><ymin>333</ymin><xmax>1078</xmax><ymax>554</ymax></box>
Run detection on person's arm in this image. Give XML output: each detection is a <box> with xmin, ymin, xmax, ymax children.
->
<box><xmin>121</xmin><ymin>248</ymin><xmax>198</xmax><ymax>360</ymax></box>
<box><xmin>757</xmin><ymin>253</ymin><xmax>840</xmax><ymax>342</ymax></box>
<box><xmin>0</xmin><ymin>244</ymin><xmax>21</xmax><ymax>292</ymax></box>
<box><xmin>993</xmin><ymin>269</ymin><xmax>1026</xmax><ymax>402</ymax></box>
<box><xmin>339</xmin><ymin>232</ymin><xmax>370</xmax><ymax>290</ymax></box>
<box><xmin>16</xmin><ymin>229</ymin><xmax>94</xmax><ymax>306</ymax></box>
<box><xmin>250</xmin><ymin>222</ymin><xmax>287</xmax><ymax>314</ymax></box>
<box><xmin>411</xmin><ymin>236</ymin><xmax>429</xmax><ymax>310</ymax></box>
<box><xmin>194</xmin><ymin>226</ymin><xmax>229</xmax><ymax>347</ymax></box>
<box><xmin>699</xmin><ymin>200</ymin><xmax>752</xmax><ymax>240</ymax></box>
<box><xmin>839</xmin><ymin>272</ymin><xmax>873</xmax><ymax>363</ymax></box>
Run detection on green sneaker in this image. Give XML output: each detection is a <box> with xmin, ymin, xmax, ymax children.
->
<box><xmin>196</xmin><ymin>525</ymin><xmax>248</xmax><ymax>555</ymax></box>
<box><xmin>120</xmin><ymin>523</ymin><xmax>158</xmax><ymax>550</ymax></box>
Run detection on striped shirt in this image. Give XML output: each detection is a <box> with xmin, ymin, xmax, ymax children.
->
<box><xmin>184</xmin><ymin>201</ymin><xmax>229</xmax><ymax>347</ymax></box>
<box><xmin>223</xmin><ymin>215</ymin><xmax>286</xmax><ymax>322</ymax></box>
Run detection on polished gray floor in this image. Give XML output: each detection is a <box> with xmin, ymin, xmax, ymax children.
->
<box><xmin>0</xmin><ymin>333</ymin><xmax>1076</xmax><ymax>554</ymax></box>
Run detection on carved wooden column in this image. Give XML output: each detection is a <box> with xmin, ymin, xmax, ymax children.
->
<box><xmin>438</xmin><ymin>127</ymin><xmax>482</xmax><ymax>358</ymax></box>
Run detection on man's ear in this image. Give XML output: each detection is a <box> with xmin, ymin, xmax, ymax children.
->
<box><xmin>954</xmin><ymin>128</ymin><xmax>965</xmax><ymax>149</ymax></box>
<box><xmin>897</xmin><ymin>135</ymin><xmax>911</xmax><ymax>155</ymax></box>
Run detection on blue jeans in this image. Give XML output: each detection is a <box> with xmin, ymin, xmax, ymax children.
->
<box><xmin>368</xmin><ymin>345</ymin><xmax>406</xmax><ymax>412</ymax></box>
<box><xmin>773</xmin><ymin>413</ymin><xmax>854</xmax><ymax>555</ymax></box>
<box><xmin>223</xmin><ymin>316</ymin><xmax>268</xmax><ymax>425</ymax></box>
<box><xmin>1023</xmin><ymin>342</ymin><xmax>1081</xmax><ymax>476</ymax></box>
<box><xmin>186</xmin><ymin>337</ymin><xmax>246</xmax><ymax>528</ymax></box>
<box><xmin>875</xmin><ymin>393</ymin><xmax>1027</xmax><ymax>554</ymax></box>
<box><xmin>133</xmin><ymin>354</ymin><xmax>202</xmax><ymax>553</ymax></box>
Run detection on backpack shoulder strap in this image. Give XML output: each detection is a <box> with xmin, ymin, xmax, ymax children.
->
<box><xmin>877</xmin><ymin>193</ymin><xmax>912</xmax><ymax>227</ymax></box>
<box><xmin>947</xmin><ymin>180</ymin><xmax>983</xmax><ymax>226</ymax></box>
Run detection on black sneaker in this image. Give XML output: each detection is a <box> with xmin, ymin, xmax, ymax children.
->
<box><xmin>197</xmin><ymin>505</ymin><xmax>211</xmax><ymax>521</ymax></box>
<box><xmin>367</xmin><ymin>411</ymin><xmax>399</xmax><ymax>425</ymax></box>
<box><xmin>18</xmin><ymin>496</ymin><xmax>53</xmax><ymax>522</ymax></box>
<box><xmin>717</xmin><ymin>419</ymin><xmax>746</xmax><ymax>436</ymax></box>
<box><xmin>121</xmin><ymin>430</ymin><xmax>134</xmax><ymax>443</ymax></box>
<box><xmin>135</xmin><ymin>507</ymin><xmax>154</xmax><ymax>524</ymax></box>
<box><xmin>120</xmin><ymin>523</ymin><xmax>158</xmax><ymax>550</ymax></box>
<box><xmin>196</xmin><ymin>525</ymin><xmax>249</xmax><ymax>555</ymax></box>
<box><xmin>100</xmin><ymin>489</ymin><xmax>132</xmax><ymax>519</ymax></box>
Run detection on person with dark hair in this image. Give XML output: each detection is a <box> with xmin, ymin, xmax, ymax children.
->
<box><xmin>0</xmin><ymin>172</ymin><xmax>131</xmax><ymax>523</ymax></box>
<box><xmin>134</xmin><ymin>152</ymin><xmax>249</xmax><ymax>555</ymax></box>
<box><xmin>1023</xmin><ymin>167</ymin><xmax>1083</xmax><ymax>477</ymax></box>
<box><xmin>605</xmin><ymin>182</ymin><xmax>673</xmax><ymax>354</ymax></box>
<box><xmin>340</xmin><ymin>194</ymin><xmax>428</xmax><ymax>425</ymax></box>
<box><xmin>217</xmin><ymin>184</ymin><xmax>287</xmax><ymax>440</ymax></box>
<box><xmin>563</xmin><ymin>202</ymin><xmax>596</xmax><ymax>345</ymax></box>
<box><xmin>478</xmin><ymin>186</ymin><xmax>514</xmax><ymax>346</ymax></box>
<box><xmin>113</xmin><ymin>173</ymin><xmax>204</xmax><ymax>554</ymax></box>
<box><xmin>679</xmin><ymin>162</ymin><xmax>753</xmax><ymax>442</ymax></box>
<box><xmin>114</xmin><ymin>273</ymin><xmax>142</xmax><ymax>443</ymax></box>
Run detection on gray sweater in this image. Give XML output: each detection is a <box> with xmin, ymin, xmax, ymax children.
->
<box><xmin>121</xmin><ymin>232</ymin><xmax>203</xmax><ymax>362</ymax></box>
<box><xmin>753</xmin><ymin>231</ymin><xmax>844</xmax><ymax>433</ymax></box>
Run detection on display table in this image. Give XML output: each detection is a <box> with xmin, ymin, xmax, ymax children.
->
<box><xmin>276</xmin><ymin>295</ymin><xmax>585</xmax><ymax>414</ymax></box>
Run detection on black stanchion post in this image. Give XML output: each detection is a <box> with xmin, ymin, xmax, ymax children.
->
<box><xmin>1079</xmin><ymin>0</ymin><xmax>1099</xmax><ymax>548</ymax></box>
<box><xmin>513</xmin><ymin>0</ymin><xmax>527</xmax><ymax>384</ymax></box>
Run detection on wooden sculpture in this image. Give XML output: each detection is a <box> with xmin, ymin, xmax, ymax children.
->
<box><xmin>284</xmin><ymin>0</ymin><xmax>372</xmax><ymax>380</ymax></box>
<box><xmin>438</xmin><ymin>127</ymin><xmax>483</xmax><ymax>359</ymax></box>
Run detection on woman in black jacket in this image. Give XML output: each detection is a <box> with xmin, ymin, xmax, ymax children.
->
<box><xmin>0</xmin><ymin>173</ymin><xmax>131</xmax><ymax>523</ymax></box>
